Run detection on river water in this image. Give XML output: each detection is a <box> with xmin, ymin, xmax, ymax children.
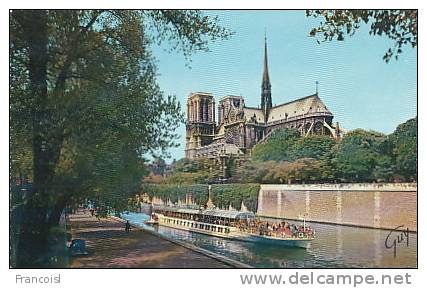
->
<box><xmin>121</xmin><ymin>212</ymin><xmax>417</xmax><ymax>268</ymax></box>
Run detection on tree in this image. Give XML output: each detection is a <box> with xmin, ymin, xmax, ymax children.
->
<box><xmin>333</xmin><ymin>129</ymin><xmax>388</xmax><ymax>182</ymax></box>
<box><xmin>372</xmin><ymin>155</ymin><xmax>395</xmax><ymax>182</ymax></box>
<box><xmin>306</xmin><ymin>10</ymin><xmax>417</xmax><ymax>62</ymax></box>
<box><xmin>389</xmin><ymin>117</ymin><xmax>417</xmax><ymax>181</ymax></box>
<box><xmin>234</xmin><ymin>160</ymin><xmax>277</xmax><ymax>183</ymax></box>
<box><xmin>10</xmin><ymin>9</ymin><xmax>230</xmax><ymax>267</ymax></box>
<box><xmin>252</xmin><ymin>129</ymin><xmax>336</xmax><ymax>162</ymax></box>
<box><xmin>251</xmin><ymin>128</ymin><xmax>301</xmax><ymax>162</ymax></box>
<box><xmin>263</xmin><ymin>158</ymin><xmax>322</xmax><ymax>184</ymax></box>
<box><xmin>292</xmin><ymin>135</ymin><xmax>336</xmax><ymax>160</ymax></box>
<box><xmin>151</xmin><ymin>157</ymin><xmax>167</xmax><ymax>176</ymax></box>
<box><xmin>173</xmin><ymin>158</ymin><xmax>200</xmax><ymax>173</ymax></box>
<box><xmin>166</xmin><ymin>171</ymin><xmax>211</xmax><ymax>185</ymax></box>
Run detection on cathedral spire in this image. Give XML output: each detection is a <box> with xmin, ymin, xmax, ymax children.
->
<box><xmin>263</xmin><ymin>33</ymin><xmax>270</xmax><ymax>84</ymax></box>
<box><xmin>261</xmin><ymin>33</ymin><xmax>272</xmax><ymax>122</ymax></box>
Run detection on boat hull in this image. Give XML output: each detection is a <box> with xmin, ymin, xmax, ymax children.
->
<box><xmin>237</xmin><ymin>233</ymin><xmax>312</xmax><ymax>248</ymax></box>
<box><xmin>144</xmin><ymin>220</ymin><xmax>159</xmax><ymax>225</ymax></box>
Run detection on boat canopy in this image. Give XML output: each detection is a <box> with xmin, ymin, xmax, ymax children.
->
<box><xmin>154</xmin><ymin>205</ymin><xmax>200</xmax><ymax>215</ymax></box>
<box><xmin>201</xmin><ymin>209</ymin><xmax>255</xmax><ymax>220</ymax></box>
<box><xmin>153</xmin><ymin>205</ymin><xmax>255</xmax><ymax>220</ymax></box>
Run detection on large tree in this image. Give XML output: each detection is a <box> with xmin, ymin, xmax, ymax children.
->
<box><xmin>389</xmin><ymin>117</ymin><xmax>417</xmax><ymax>181</ymax></box>
<box><xmin>251</xmin><ymin>128</ymin><xmax>301</xmax><ymax>162</ymax></box>
<box><xmin>10</xmin><ymin>10</ymin><xmax>230</xmax><ymax>267</ymax></box>
<box><xmin>306</xmin><ymin>10</ymin><xmax>417</xmax><ymax>62</ymax></box>
<box><xmin>332</xmin><ymin>129</ymin><xmax>389</xmax><ymax>182</ymax></box>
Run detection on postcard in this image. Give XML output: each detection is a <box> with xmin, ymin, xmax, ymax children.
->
<box><xmin>9</xmin><ymin>8</ymin><xmax>418</xmax><ymax>286</ymax></box>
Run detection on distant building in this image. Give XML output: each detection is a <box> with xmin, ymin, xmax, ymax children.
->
<box><xmin>185</xmin><ymin>37</ymin><xmax>341</xmax><ymax>178</ymax></box>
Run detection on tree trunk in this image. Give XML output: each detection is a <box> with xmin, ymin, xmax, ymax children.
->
<box><xmin>47</xmin><ymin>195</ymin><xmax>69</xmax><ymax>228</ymax></box>
<box><xmin>16</xmin><ymin>10</ymin><xmax>57</xmax><ymax>267</ymax></box>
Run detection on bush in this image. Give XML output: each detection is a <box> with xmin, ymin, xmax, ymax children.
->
<box><xmin>140</xmin><ymin>183</ymin><xmax>260</xmax><ymax>212</ymax></box>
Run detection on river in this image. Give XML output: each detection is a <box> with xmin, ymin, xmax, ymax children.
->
<box><xmin>120</xmin><ymin>212</ymin><xmax>417</xmax><ymax>268</ymax></box>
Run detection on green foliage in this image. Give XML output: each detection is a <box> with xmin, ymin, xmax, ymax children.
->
<box><xmin>293</xmin><ymin>135</ymin><xmax>336</xmax><ymax>160</ymax></box>
<box><xmin>372</xmin><ymin>155</ymin><xmax>395</xmax><ymax>182</ymax></box>
<box><xmin>144</xmin><ymin>10</ymin><xmax>233</xmax><ymax>61</ymax></box>
<box><xmin>141</xmin><ymin>183</ymin><xmax>208</xmax><ymax>206</ymax></box>
<box><xmin>252</xmin><ymin>128</ymin><xmax>336</xmax><ymax>162</ymax></box>
<box><xmin>236</xmin><ymin>117</ymin><xmax>417</xmax><ymax>184</ymax></box>
<box><xmin>251</xmin><ymin>128</ymin><xmax>301</xmax><ymax>162</ymax></box>
<box><xmin>165</xmin><ymin>171</ymin><xmax>211</xmax><ymax>185</ymax></box>
<box><xmin>306</xmin><ymin>10</ymin><xmax>417</xmax><ymax>62</ymax></box>
<box><xmin>236</xmin><ymin>158</ymin><xmax>324</xmax><ymax>184</ymax></box>
<box><xmin>10</xmin><ymin>9</ymin><xmax>231</xmax><ymax>214</ymax></box>
<box><xmin>212</xmin><ymin>184</ymin><xmax>260</xmax><ymax>212</ymax></box>
<box><xmin>333</xmin><ymin>129</ymin><xmax>388</xmax><ymax>182</ymax></box>
<box><xmin>148</xmin><ymin>157</ymin><xmax>224</xmax><ymax>185</ymax></box>
<box><xmin>173</xmin><ymin>158</ymin><xmax>200</xmax><ymax>173</ymax></box>
<box><xmin>389</xmin><ymin>117</ymin><xmax>417</xmax><ymax>181</ymax></box>
<box><xmin>235</xmin><ymin>161</ymin><xmax>277</xmax><ymax>183</ymax></box>
<box><xmin>10</xmin><ymin>10</ymin><xmax>231</xmax><ymax>266</ymax></box>
<box><xmin>141</xmin><ymin>183</ymin><xmax>260</xmax><ymax>212</ymax></box>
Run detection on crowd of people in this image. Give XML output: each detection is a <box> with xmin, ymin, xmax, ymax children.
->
<box><xmin>237</xmin><ymin>219</ymin><xmax>315</xmax><ymax>239</ymax></box>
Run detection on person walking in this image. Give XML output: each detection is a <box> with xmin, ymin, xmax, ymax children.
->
<box><xmin>125</xmin><ymin>220</ymin><xmax>131</xmax><ymax>233</ymax></box>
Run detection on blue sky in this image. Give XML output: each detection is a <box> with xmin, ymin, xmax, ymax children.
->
<box><xmin>150</xmin><ymin>10</ymin><xmax>417</xmax><ymax>162</ymax></box>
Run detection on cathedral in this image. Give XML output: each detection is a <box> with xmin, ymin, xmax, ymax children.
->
<box><xmin>185</xmin><ymin>38</ymin><xmax>341</xmax><ymax>168</ymax></box>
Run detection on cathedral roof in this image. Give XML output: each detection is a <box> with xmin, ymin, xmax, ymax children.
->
<box><xmin>243</xmin><ymin>107</ymin><xmax>265</xmax><ymax>123</ymax></box>
<box><xmin>267</xmin><ymin>93</ymin><xmax>332</xmax><ymax>123</ymax></box>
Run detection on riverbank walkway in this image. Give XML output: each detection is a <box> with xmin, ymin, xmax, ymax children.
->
<box><xmin>68</xmin><ymin>210</ymin><xmax>232</xmax><ymax>268</ymax></box>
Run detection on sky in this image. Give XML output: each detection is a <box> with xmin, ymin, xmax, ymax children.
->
<box><xmin>149</xmin><ymin>10</ymin><xmax>417</xmax><ymax>162</ymax></box>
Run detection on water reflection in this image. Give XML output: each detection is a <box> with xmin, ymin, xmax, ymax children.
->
<box><xmin>121</xmin><ymin>212</ymin><xmax>417</xmax><ymax>268</ymax></box>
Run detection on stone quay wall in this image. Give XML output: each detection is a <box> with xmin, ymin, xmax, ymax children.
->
<box><xmin>257</xmin><ymin>183</ymin><xmax>417</xmax><ymax>231</ymax></box>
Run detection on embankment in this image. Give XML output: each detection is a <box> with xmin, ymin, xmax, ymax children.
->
<box><xmin>256</xmin><ymin>183</ymin><xmax>417</xmax><ymax>231</ymax></box>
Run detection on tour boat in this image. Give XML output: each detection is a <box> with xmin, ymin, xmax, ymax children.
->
<box><xmin>151</xmin><ymin>204</ymin><xmax>314</xmax><ymax>249</ymax></box>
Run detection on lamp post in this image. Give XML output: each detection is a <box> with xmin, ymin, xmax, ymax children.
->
<box><xmin>299</xmin><ymin>212</ymin><xmax>308</xmax><ymax>231</ymax></box>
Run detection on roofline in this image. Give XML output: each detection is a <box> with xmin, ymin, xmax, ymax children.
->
<box><xmin>272</xmin><ymin>93</ymin><xmax>319</xmax><ymax>109</ymax></box>
<box><xmin>189</xmin><ymin>92</ymin><xmax>213</xmax><ymax>98</ymax></box>
<box><xmin>219</xmin><ymin>95</ymin><xmax>245</xmax><ymax>101</ymax></box>
<box><xmin>243</xmin><ymin>106</ymin><xmax>262</xmax><ymax>111</ymax></box>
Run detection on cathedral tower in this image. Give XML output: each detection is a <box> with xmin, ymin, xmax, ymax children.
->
<box><xmin>261</xmin><ymin>35</ymin><xmax>272</xmax><ymax>123</ymax></box>
<box><xmin>185</xmin><ymin>92</ymin><xmax>216</xmax><ymax>158</ymax></box>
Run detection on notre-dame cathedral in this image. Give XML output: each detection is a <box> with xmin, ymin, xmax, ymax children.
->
<box><xmin>185</xmin><ymin>38</ymin><xmax>341</xmax><ymax>174</ymax></box>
